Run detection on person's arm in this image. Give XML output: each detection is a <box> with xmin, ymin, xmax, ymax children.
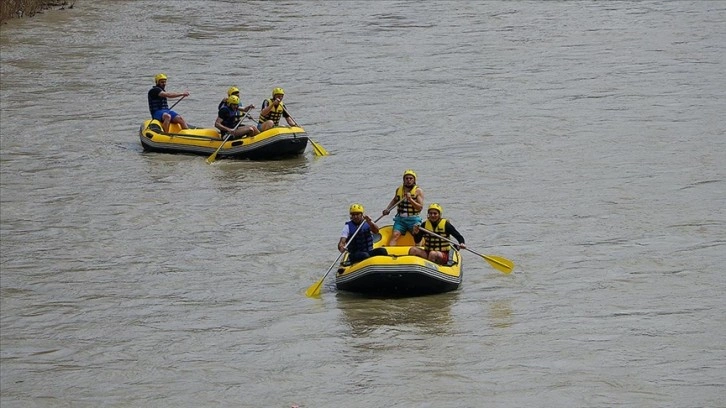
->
<box><xmin>411</xmin><ymin>224</ymin><xmax>424</xmax><ymax>245</ymax></box>
<box><xmin>159</xmin><ymin>90</ymin><xmax>189</xmax><ymax>99</ymax></box>
<box><xmin>338</xmin><ymin>225</ymin><xmax>349</xmax><ymax>252</ymax></box>
<box><xmin>446</xmin><ymin>222</ymin><xmax>466</xmax><ymax>249</ymax></box>
<box><xmin>363</xmin><ymin>215</ymin><xmax>379</xmax><ymax>234</ymax></box>
<box><xmin>214</xmin><ymin>110</ymin><xmax>235</xmax><ymax>134</ymax></box>
<box><xmin>282</xmin><ymin>106</ymin><xmax>298</xmax><ymax>126</ymax></box>
<box><xmin>409</xmin><ymin>188</ymin><xmax>424</xmax><ymax>213</ymax></box>
<box><xmin>382</xmin><ymin>194</ymin><xmax>398</xmax><ymax>215</ymax></box>
<box><xmin>260</xmin><ymin>99</ymin><xmax>275</xmax><ymax>116</ymax></box>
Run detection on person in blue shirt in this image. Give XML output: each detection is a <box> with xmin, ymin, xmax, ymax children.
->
<box><xmin>147</xmin><ymin>73</ymin><xmax>190</xmax><ymax>133</ymax></box>
<box><xmin>339</xmin><ymin>204</ymin><xmax>388</xmax><ymax>264</ymax></box>
<box><xmin>218</xmin><ymin>86</ymin><xmax>255</xmax><ymax>111</ymax></box>
<box><xmin>215</xmin><ymin>95</ymin><xmax>259</xmax><ymax>139</ymax></box>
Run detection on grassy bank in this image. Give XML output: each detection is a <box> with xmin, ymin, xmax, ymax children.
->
<box><xmin>1</xmin><ymin>1</ymin><xmax>73</xmax><ymax>23</ymax></box>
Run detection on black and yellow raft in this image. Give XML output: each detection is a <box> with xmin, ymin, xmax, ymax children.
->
<box><xmin>139</xmin><ymin>119</ymin><xmax>309</xmax><ymax>160</ymax></box>
<box><xmin>335</xmin><ymin>225</ymin><xmax>463</xmax><ymax>296</ymax></box>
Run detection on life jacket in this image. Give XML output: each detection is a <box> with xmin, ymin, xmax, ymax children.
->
<box><xmin>218</xmin><ymin>99</ymin><xmax>227</xmax><ymax>111</ymax></box>
<box><xmin>147</xmin><ymin>86</ymin><xmax>169</xmax><ymax>116</ymax></box>
<box><xmin>219</xmin><ymin>106</ymin><xmax>240</xmax><ymax>129</ymax></box>
<box><xmin>395</xmin><ymin>185</ymin><xmax>420</xmax><ymax>216</ymax></box>
<box><xmin>422</xmin><ymin>219</ymin><xmax>449</xmax><ymax>251</ymax></box>
<box><xmin>345</xmin><ymin>221</ymin><xmax>373</xmax><ymax>253</ymax></box>
<box><xmin>258</xmin><ymin>99</ymin><xmax>284</xmax><ymax>125</ymax></box>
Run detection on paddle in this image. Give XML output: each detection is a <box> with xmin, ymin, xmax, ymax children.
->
<box><xmin>305</xmin><ymin>220</ymin><xmax>365</xmax><ymax>298</ymax></box>
<box><xmin>419</xmin><ymin>227</ymin><xmax>514</xmax><ymax>274</ymax></box>
<box><xmin>169</xmin><ymin>94</ymin><xmax>186</xmax><ymax>110</ymax></box>
<box><xmin>282</xmin><ymin>106</ymin><xmax>329</xmax><ymax>156</ymax></box>
<box><xmin>206</xmin><ymin>113</ymin><xmax>246</xmax><ymax>164</ymax></box>
<box><xmin>305</xmin><ymin>200</ymin><xmax>402</xmax><ymax>297</ymax></box>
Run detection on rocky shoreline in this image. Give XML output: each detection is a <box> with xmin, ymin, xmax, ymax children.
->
<box><xmin>0</xmin><ymin>0</ymin><xmax>74</xmax><ymax>24</ymax></box>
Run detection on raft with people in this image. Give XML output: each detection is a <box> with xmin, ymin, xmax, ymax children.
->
<box><xmin>304</xmin><ymin>170</ymin><xmax>515</xmax><ymax>298</ymax></box>
<box><xmin>138</xmin><ymin>119</ymin><xmax>309</xmax><ymax>161</ymax></box>
<box><xmin>334</xmin><ymin>224</ymin><xmax>464</xmax><ymax>296</ymax></box>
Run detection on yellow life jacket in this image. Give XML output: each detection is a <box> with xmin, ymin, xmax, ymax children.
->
<box><xmin>258</xmin><ymin>99</ymin><xmax>284</xmax><ymax>125</ymax></box>
<box><xmin>422</xmin><ymin>219</ymin><xmax>449</xmax><ymax>251</ymax></box>
<box><xmin>395</xmin><ymin>185</ymin><xmax>420</xmax><ymax>216</ymax></box>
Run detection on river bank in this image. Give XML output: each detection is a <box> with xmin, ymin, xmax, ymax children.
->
<box><xmin>0</xmin><ymin>0</ymin><xmax>73</xmax><ymax>23</ymax></box>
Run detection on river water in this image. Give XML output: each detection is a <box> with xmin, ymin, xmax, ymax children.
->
<box><xmin>1</xmin><ymin>1</ymin><xmax>724</xmax><ymax>407</ymax></box>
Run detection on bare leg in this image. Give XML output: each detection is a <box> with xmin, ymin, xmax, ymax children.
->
<box><xmin>162</xmin><ymin>113</ymin><xmax>172</xmax><ymax>133</ymax></box>
<box><xmin>388</xmin><ymin>230</ymin><xmax>401</xmax><ymax>246</ymax></box>
<box><xmin>428</xmin><ymin>251</ymin><xmax>444</xmax><ymax>264</ymax></box>
<box><xmin>173</xmin><ymin>115</ymin><xmax>189</xmax><ymax>130</ymax></box>
<box><xmin>261</xmin><ymin>120</ymin><xmax>275</xmax><ymax>131</ymax></box>
<box><xmin>408</xmin><ymin>247</ymin><xmax>427</xmax><ymax>259</ymax></box>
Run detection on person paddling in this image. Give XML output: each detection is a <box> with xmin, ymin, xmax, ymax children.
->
<box><xmin>147</xmin><ymin>73</ymin><xmax>190</xmax><ymax>133</ymax></box>
<box><xmin>381</xmin><ymin>169</ymin><xmax>424</xmax><ymax>246</ymax></box>
<box><xmin>410</xmin><ymin>203</ymin><xmax>466</xmax><ymax>265</ymax></box>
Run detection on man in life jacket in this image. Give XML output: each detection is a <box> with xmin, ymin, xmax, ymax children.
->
<box><xmin>338</xmin><ymin>204</ymin><xmax>388</xmax><ymax>264</ymax></box>
<box><xmin>257</xmin><ymin>87</ymin><xmax>298</xmax><ymax>132</ymax></box>
<box><xmin>215</xmin><ymin>95</ymin><xmax>259</xmax><ymax>139</ymax></box>
<box><xmin>218</xmin><ymin>86</ymin><xmax>255</xmax><ymax>112</ymax></box>
<box><xmin>410</xmin><ymin>203</ymin><xmax>467</xmax><ymax>265</ymax></box>
<box><xmin>382</xmin><ymin>169</ymin><xmax>425</xmax><ymax>246</ymax></box>
<box><xmin>147</xmin><ymin>73</ymin><xmax>190</xmax><ymax>133</ymax></box>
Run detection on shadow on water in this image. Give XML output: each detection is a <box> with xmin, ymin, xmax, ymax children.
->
<box><xmin>335</xmin><ymin>291</ymin><xmax>458</xmax><ymax>337</ymax></box>
<box><xmin>136</xmin><ymin>149</ymin><xmax>312</xmax><ymax>183</ymax></box>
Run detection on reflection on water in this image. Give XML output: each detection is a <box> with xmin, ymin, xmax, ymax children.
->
<box><xmin>488</xmin><ymin>299</ymin><xmax>513</xmax><ymax>329</ymax></box>
<box><xmin>336</xmin><ymin>292</ymin><xmax>457</xmax><ymax>337</ymax></box>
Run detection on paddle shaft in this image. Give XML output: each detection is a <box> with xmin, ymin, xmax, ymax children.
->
<box><xmin>306</xmin><ymin>218</ymin><xmax>367</xmax><ymax>297</ymax></box>
<box><xmin>419</xmin><ymin>227</ymin><xmax>462</xmax><ymax>247</ymax></box>
<box><xmin>419</xmin><ymin>227</ymin><xmax>513</xmax><ymax>273</ymax></box>
<box><xmin>206</xmin><ymin>119</ymin><xmax>245</xmax><ymax>163</ymax></box>
<box><xmin>305</xmin><ymin>200</ymin><xmax>402</xmax><ymax>297</ymax></box>
<box><xmin>281</xmin><ymin>106</ymin><xmax>298</xmax><ymax>127</ymax></box>
<box><xmin>169</xmin><ymin>95</ymin><xmax>186</xmax><ymax>110</ymax></box>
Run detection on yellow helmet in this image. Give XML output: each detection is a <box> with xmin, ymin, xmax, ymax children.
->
<box><xmin>402</xmin><ymin>169</ymin><xmax>417</xmax><ymax>181</ymax></box>
<box><xmin>227</xmin><ymin>86</ymin><xmax>240</xmax><ymax>96</ymax></box>
<box><xmin>272</xmin><ymin>87</ymin><xmax>285</xmax><ymax>96</ymax></box>
<box><xmin>154</xmin><ymin>73</ymin><xmax>167</xmax><ymax>84</ymax></box>
<box><xmin>349</xmin><ymin>203</ymin><xmax>365</xmax><ymax>214</ymax></box>
<box><xmin>227</xmin><ymin>95</ymin><xmax>240</xmax><ymax>105</ymax></box>
<box><xmin>428</xmin><ymin>203</ymin><xmax>443</xmax><ymax>215</ymax></box>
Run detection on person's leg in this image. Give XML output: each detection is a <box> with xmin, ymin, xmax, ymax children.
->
<box><xmin>389</xmin><ymin>230</ymin><xmax>402</xmax><ymax>246</ymax></box>
<box><xmin>169</xmin><ymin>110</ymin><xmax>188</xmax><ymax>129</ymax></box>
<box><xmin>161</xmin><ymin>112</ymin><xmax>172</xmax><ymax>133</ymax></box>
<box><xmin>371</xmin><ymin>248</ymin><xmax>388</xmax><ymax>257</ymax></box>
<box><xmin>408</xmin><ymin>247</ymin><xmax>427</xmax><ymax>258</ymax></box>
<box><xmin>349</xmin><ymin>251</ymin><xmax>370</xmax><ymax>264</ymax></box>
<box><xmin>175</xmin><ymin>115</ymin><xmax>189</xmax><ymax>129</ymax></box>
<box><xmin>261</xmin><ymin>120</ymin><xmax>274</xmax><ymax>131</ymax></box>
<box><xmin>427</xmin><ymin>250</ymin><xmax>446</xmax><ymax>264</ymax></box>
<box><xmin>237</xmin><ymin>125</ymin><xmax>258</xmax><ymax>138</ymax></box>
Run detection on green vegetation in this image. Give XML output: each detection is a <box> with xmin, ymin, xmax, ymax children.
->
<box><xmin>1</xmin><ymin>1</ymin><xmax>73</xmax><ymax>23</ymax></box>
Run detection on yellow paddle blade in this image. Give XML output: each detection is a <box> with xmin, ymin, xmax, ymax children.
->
<box><xmin>305</xmin><ymin>279</ymin><xmax>324</xmax><ymax>297</ymax></box>
<box><xmin>310</xmin><ymin>139</ymin><xmax>329</xmax><ymax>156</ymax></box>
<box><xmin>482</xmin><ymin>254</ymin><xmax>514</xmax><ymax>274</ymax></box>
<box><xmin>206</xmin><ymin>152</ymin><xmax>219</xmax><ymax>164</ymax></box>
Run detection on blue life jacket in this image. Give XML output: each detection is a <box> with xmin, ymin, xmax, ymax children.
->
<box><xmin>345</xmin><ymin>221</ymin><xmax>372</xmax><ymax>253</ymax></box>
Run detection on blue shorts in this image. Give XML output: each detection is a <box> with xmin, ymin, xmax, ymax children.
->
<box><xmin>257</xmin><ymin>123</ymin><xmax>264</xmax><ymax>131</ymax></box>
<box><xmin>392</xmin><ymin>214</ymin><xmax>421</xmax><ymax>234</ymax></box>
<box><xmin>152</xmin><ymin>109</ymin><xmax>179</xmax><ymax>122</ymax></box>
